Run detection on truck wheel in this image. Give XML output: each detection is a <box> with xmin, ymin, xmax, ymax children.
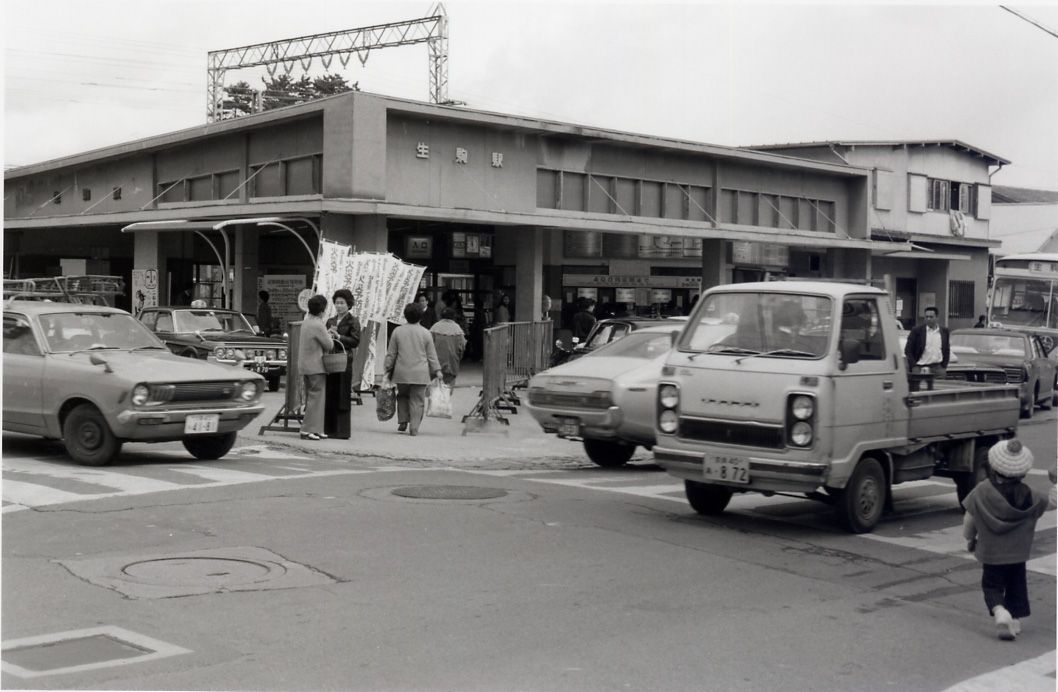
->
<box><xmin>684</xmin><ymin>480</ymin><xmax>732</xmax><ymax>515</ymax></box>
<box><xmin>836</xmin><ymin>458</ymin><xmax>886</xmax><ymax>533</ymax></box>
<box><xmin>955</xmin><ymin>446</ymin><xmax>990</xmax><ymax>508</ymax></box>
<box><xmin>583</xmin><ymin>439</ymin><xmax>635</xmax><ymax>467</ymax></box>
<box><xmin>267</xmin><ymin>375</ymin><xmax>281</xmax><ymax>392</ymax></box>
<box><xmin>63</xmin><ymin>403</ymin><xmax>122</xmax><ymax>466</ymax></box>
<box><xmin>182</xmin><ymin>432</ymin><xmax>237</xmax><ymax>460</ymax></box>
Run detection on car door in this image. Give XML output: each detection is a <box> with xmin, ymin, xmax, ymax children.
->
<box><xmin>2</xmin><ymin>313</ymin><xmax>46</xmax><ymax>433</ymax></box>
<box><xmin>1031</xmin><ymin>335</ymin><xmax>1057</xmax><ymax>400</ymax></box>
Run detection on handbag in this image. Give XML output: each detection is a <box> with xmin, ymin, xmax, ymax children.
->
<box><xmin>425</xmin><ymin>379</ymin><xmax>453</xmax><ymax>419</ymax></box>
<box><xmin>376</xmin><ymin>378</ymin><xmax>397</xmax><ymax>421</ymax></box>
<box><xmin>322</xmin><ymin>340</ymin><xmax>347</xmax><ymax>374</ymax></box>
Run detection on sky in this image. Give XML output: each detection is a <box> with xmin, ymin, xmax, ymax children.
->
<box><xmin>3</xmin><ymin>1</ymin><xmax>1058</xmax><ymax>190</ymax></box>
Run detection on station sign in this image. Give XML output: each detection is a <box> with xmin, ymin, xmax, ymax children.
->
<box><xmin>562</xmin><ymin>274</ymin><xmax>701</xmax><ymax>289</ymax></box>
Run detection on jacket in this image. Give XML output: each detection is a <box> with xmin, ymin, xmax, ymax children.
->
<box><xmin>326</xmin><ymin>311</ymin><xmax>362</xmax><ymax>368</ymax></box>
<box><xmin>572</xmin><ymin>311</ymin><xmax>597</xmax><ymax>342</ymax></box>
<box><xmin>962</xmin><ymin>480</ymin><xmax>1056</xmax><ymax>564</ymax></box>
<box><xmin>904</xmin><ymin>323</ymin><xmax>950</xmax><ymax>368</ymax></box>
<box><xmin>431</xmin><ymin>319</ymin><xmax>467</xmax><ymax>379</ymax></box>
<box><xmin>384</xmin><ymin>323</ymin><xmax>442</xmax><ymax>385</ymax></box>
<box><xmin>298</xmin><ymin>316</ymin><xmax>333</xmax><ymax>376</ymax></box>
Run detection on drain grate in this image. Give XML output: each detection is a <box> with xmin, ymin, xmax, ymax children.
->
<box><xmin>1</xmin><ymin>626</ymin><xmax>190</xmax><ymax>679</ymax></box>
<box><xmin>391</xmin><ymin>485</ymin><xmax>508</xmax><ymax>500</ymax></box>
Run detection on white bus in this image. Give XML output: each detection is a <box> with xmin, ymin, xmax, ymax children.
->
<box><xmin>988</xmin><ymin>252</ymin><xmax>1058</xmax><ymax>353</ymax></box>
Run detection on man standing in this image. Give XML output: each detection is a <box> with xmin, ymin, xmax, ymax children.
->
<box><xmin>572</xmin><ymin>298</ymin><xmax>597</xmax><ymax>342</ymax></box>
<box><xmin>257</xmin><ymin>290</ymin><xmax>273</xmax><ymax>336</ymax></box>
<box><xmin>904</xmin><ymin>306</ymin><xmax>950</xmax><ymax>378</ymax></box>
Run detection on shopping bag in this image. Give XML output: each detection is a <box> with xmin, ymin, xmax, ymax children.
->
<box><xmin>376</xmin><ymin>381</ymin><xmax>397</xmax><ymax>422</ymax></box>
<box><xmin>425</xmin><ymin>379</ymin><xmax>453</xmax><ymax>419</ymax></box>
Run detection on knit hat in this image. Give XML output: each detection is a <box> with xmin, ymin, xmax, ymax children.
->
<box><xmin>988</xmin><ymin>439</ymin><xmax>1034</xmax><ymax>478</ymax></box>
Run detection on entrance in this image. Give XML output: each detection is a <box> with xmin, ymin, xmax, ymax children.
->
<box><xmin>895</xmin><ymin>278</ymin><xmax>917</xmax><ymax>329</ymax></box>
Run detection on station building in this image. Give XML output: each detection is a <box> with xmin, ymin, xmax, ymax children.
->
<box><xmin>4</xmin><ymin>91</ymin><xmax>999</xmax><ymax>343</ymax></box>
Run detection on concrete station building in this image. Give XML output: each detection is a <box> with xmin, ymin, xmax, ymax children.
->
<box><xmin>4</xmin><ymin>91</ymin><xmax>1002</xmax><ymax>343</ymax></box>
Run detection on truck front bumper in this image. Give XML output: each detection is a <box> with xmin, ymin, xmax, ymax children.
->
<box><xmin>654</xmin><ymin>446</ymin><xmax>830</xmax><ymax>494</ymax></box>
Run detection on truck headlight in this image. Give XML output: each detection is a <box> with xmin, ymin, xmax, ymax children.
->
<box><xmin>131</xmin><ymin>384</ymin><xmax>150</xmax><ymax>406</ymax></box>
<box><xmin>659</xmin><ymin>384</ymin><xmax>679</xmax><ymax>409</ymax></box>
<box><xmin>658</xmin><ymin>409</ymin><xmax>679</xmax><ymax>434</ymax></box>
<box><xmin>657</xmin><ymin>383</ymin><xmax>680</xmax><ymax>435</ymax></box>
<box><xmin>786</xmin><ymin>393</ymin><xmax>816</xmax><ymax>448</ymax></box>
<box><xmin>789</xmin><ymin>421</ymin><xmax>813</xmax><ymax>447</ymax></box>
<box><xmin>791</xmin><ymin>395</ymin><xmax>814</xmax><ymax>420</ymax></box>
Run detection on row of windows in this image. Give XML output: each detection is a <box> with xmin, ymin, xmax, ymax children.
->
<box><xmin>157</xmin><ymin>154</ymin><xmax>322</xmax><ymax>204</ymax></box>
<box><xmin>49</xmin><ymin>187</ymin><xmax>122</xmax><ymax>205</ymax></box>
<box><xmin>928</xmin><ymin>178</ymin><xmax>975</xmax><ymax>214</ymax></box>
<box><xmin>537</xmin><ymin>169</ymin><xmax>713</xmax><ymax>222</ymax></box>
<box><xmin>948</xmin><ymin>280</ymin><xmax>975</xmax><ymax>319</ymax></box>
<box><xmin>717</xmin><ymin>189</ymin><xmax>836</xmax><ymax>233</ymax></box>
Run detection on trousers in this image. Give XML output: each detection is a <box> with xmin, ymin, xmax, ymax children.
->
<box><xmin>302</xmin><ymin>374</ymin><xmax>326</xmax><ymax>435</ymax></box>
<box><xmin>982</xmin><ymin>562</ymin><xmax>1030</xmax><ymax>619</ymax></box>
<box><xmin>396</xmin><ymin>383</ymin><xmax>428</xmax><ymax>434</ymax></box>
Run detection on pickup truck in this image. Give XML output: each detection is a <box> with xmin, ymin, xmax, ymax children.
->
<box><xmin>653</xmin><ymin>281</ymin><xmax>1020</xmax><ymax>533</ymax></box>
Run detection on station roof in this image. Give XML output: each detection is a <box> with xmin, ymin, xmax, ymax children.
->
<box><xmin>746</xmin><ymin>140</ymin><xmax>1010</xmax><ymax>166</ymax></box>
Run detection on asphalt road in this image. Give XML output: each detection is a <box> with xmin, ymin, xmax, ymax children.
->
<box><xmin>2</xmin><ymin>412</ymin><xmax>1055</xmax><ymax>691</ymax></box>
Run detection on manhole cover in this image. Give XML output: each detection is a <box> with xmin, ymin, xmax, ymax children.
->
<box><xmin>391</xmin><ymin>485</ymin><xmax>508</xmax><ymax>500</ymax></box>
<box><xmin>121</xmin><ymin>558</ymin><xmax>277</xmax><ymax>588</ymax></box>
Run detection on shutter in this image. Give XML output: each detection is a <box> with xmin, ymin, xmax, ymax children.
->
<box><xmin>873</xmin><ymin>169</ymin><xmax>893</xmax><ymax>210</ymax></box>
<box><xmin>908</xmin><ymin>174</ymin><xmax>928</xmax><ymax>212</ymax></box>
<box><xmin>975</xmin><ymin>184</ymin><xmax>991</xmax><ymax>220</ymax></box>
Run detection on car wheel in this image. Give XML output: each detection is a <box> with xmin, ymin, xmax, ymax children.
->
<box><xmin>181</xmin><ymin>349</ymin><xmax>198</xmax><ymax>359</ymax></box>
<box><xmin>267</xmin><ymin>375</ymin><xmax>281</xmax><ymax>392</ymax></box>
<box><xmin>582</xmin><ymin>439</ymin><xmax>636</xmax><ymax>467</ymax></box>
<box><xmin>62</xmin><ymin>403</ymin><xmax>122</xmax><ymax>466</ymax></box>
<box><xmin>835</xmin><ymin>457</ymin><xmax>886</xmax><ymax>533</ymax></box>
<box><xmin>684</xmin><ymin>480</ymin><xmax>732</xmax><ymax>515</ymax></box>
<box><xmin>182</xmin><ymin>432</ymin><xmax>237</xmax><ymax>461</ymax></box>
<box><xmin>956</xmin><ymin>445</ymin><xmax>990</xmax><ymax>508</ymax></box>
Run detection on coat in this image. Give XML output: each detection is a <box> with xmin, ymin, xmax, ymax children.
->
<box><xmin>298</xmin><ymin>316</ymin><xmax>333</xmax><ymax>376</ymax></box>
<box><xmin>904</xmin><ymin>323</ymin><xmax>950</xmax><ymax>368</ymax></box>
<box><xmin>326</xmin><ymin>311</ymin><xmax>362</xmax><ymax>371</ymax></box>
<box><xmin>431</xmin><ymin>319</ymin><xmax>467</xmax><ymax>379</ymax></box>
<box><xmin>572</xmin><ymin>310</ymin><xmax>597</xmax><ymax>342</ymax></box>
<box><xmin>384</xmin><ymin>323</ymin><xmax>442</xmax><ymax>385</ymax></box>
<box><xmin>962</xmin><ymin>480</ymin><xmax>1056</xmax><ymax>564</ymax></box>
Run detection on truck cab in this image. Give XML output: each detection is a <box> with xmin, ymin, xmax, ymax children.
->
<box><xmin>654</xmin><ymin>281</ymin><xmax>1019</xmax><ymax>532</ymax></box>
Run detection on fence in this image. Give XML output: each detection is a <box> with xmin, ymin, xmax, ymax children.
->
<box><xmin>462</xmin><ymin>320</ymin><xmax>553</xmax><ymax>433</ymax></box>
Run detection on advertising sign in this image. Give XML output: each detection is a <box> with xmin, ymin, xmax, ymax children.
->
<box><xmin>131</xmin><ymin>269</ymin><xmax>159</xmax><ymax>317</ymax></box>
<box><xmin>259</xmin><ymin>274</ymin><xmax>307</xmax><ymax>329</ymax></box>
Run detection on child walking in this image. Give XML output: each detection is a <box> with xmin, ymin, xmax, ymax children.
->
<box><xmin>962</xmin><ymin>439</ymin><xmax>1057</xmax><ymax>640</ymax></box>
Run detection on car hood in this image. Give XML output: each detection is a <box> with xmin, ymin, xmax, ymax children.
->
<box><xmin>950</xmin><ymin>353</ymin><xmax>1024</xmax><ymax>369</ymax></box>
<box><xmin>537</xmin><ymin>356</ymin><xmax>664</xmax><ymax>384</ymax></box>
<box><xmin>63</xmin><ymin>350</ymin><xmax>264</xmax><ymax>382</ymax></box>
<box><xmin>171</xmin><ymin>331</ymin><xmax>284</xmax><ymax>346</ymax></box>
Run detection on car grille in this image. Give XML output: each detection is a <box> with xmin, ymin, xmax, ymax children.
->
<box><xmin>1003</xmin><ymin>367</ymin><xmax>1025</xmax><ymax>384</ymax></box>
<box><xmin>151</xmin><ymin>381</ymin><xmax>238</xmax><ymax>403</ymax></box>
<box><xmin>528</xmin><ymin>390</ymin><xmax>612</xmax><ymax>409</ymax></box>
<box><xmin>946</xmin><ymin>370</ymin><xmax>1008</xmax><ymax>384</ymax></box>
<box><xmin>678</xmin><ymin>417</ymin><xmax>785</xmax><ymax>449</ymax></box>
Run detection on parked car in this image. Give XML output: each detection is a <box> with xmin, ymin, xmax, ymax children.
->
<box><xmin>138</xmin><ymin>306</ymin><xmax>287</xmax><ymax>391</ymax></box>
<box><xmin>570</xmin><ymin>317</ymin><xmax>685</xmax><ymax>361</ymax></box>
<box><xmin>526</xmin><ymin>325</ymin><xmax>681</xmax><ymax>467</ymax></box>
<box><xmin>2</xmin><ymin>301</ymin><xmax>266</xmax><ymax>466</ymax></box>
<box><xmin>948</xmin><ymin>328</ymin><xmax>1057</xmax><ymax>418</ymax></box>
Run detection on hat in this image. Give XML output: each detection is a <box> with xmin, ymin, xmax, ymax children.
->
<box><xmin>988</xmin><ymin>439</ymin><xmax>1034</xmax><ymax>478</ymax></box>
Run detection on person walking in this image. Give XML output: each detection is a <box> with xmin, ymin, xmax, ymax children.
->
<box><xmin>572</xmin><ymin>297</ymin><xmax>597</xmax><ymax>342</ymax></box>
<box><xmin>962</xmin><ymin>439</ymin><xmax>1057</xmax><ymax>640</ymax></box>
<box><xmin>297</xmin><ymin>294</ymin><xmax>332</xmax><ymax>441</ymax></box>
<box><xmin>324</xmin><ymin>289</ymin><xmax>361</xmax><ymax>440</ymax></box>
<box><xmin>430</xmin><ymin>307</ymin><xmax>467</xmax><ymax>387</ymax></box>
<box><xmin>903</xmin><ymin>306</ymin><xmax>950</xmax><ymax>378</ymax></box>
<box><xmin>384</xmin><ymin>303</ymin><xmax>443</xmax><ymax>436</ymax></box>
<box><xmin>257</xmin><ymin>290</ymin><xmax>274</xmax><ymax>336</ymax></box>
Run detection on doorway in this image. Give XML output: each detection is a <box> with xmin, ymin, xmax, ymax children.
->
<box><xmin>895</xmin><ymin>278</ymin><xmax>917</xmax><ymax>329</ymax></box>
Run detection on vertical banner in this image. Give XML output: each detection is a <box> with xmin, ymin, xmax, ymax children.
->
<box><xmin>130</xmin><ymin>269</ymin><xmax>159</xmax><ymax>317</ymax></box>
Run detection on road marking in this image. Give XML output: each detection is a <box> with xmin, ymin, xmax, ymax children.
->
<box><xmin>1</xmin><ymin>626</ymin><xmax>190</xmax><ymax>679</ymax></box>
<box><xmin>941</xmin><ymin>651</ymin><xmax>1056</xmax><ymax>692</ymax></box>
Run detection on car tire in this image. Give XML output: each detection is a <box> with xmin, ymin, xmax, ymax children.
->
<box><xmin>955</xmin><ymin>446</ymin><xmax>990</xmax><ymax>509</ymax></box>
<box><xmin>63</xmin><ymin>403</ymin><xmax>122</xmax><ymax>466</ymax></box>
<box><xmin>182</xmin><ymin>432</ymin><xmax>238</xmax><ymax>461</ymax></box>
<box><xmin>267</xmin><ymin>375</ymin><xmax>281</xmax><ymax>392</ymax></box>
<box><xmin>180</xmin><ymin>349</ymin><xmax>198</xmax><ymax>359</ymax></box>
<box><xmin>835</xmin><ymin>457</ymin><xmax>886</xmax><ymax>533</ymax></box>
<box><xmin>684</xmin><ymin>480</ymin><xmax>732</xmax><ymax>515</ymax></box>
<box><xmin>583</xmin><ymin>439</ymin><xmax>636</xmax><ymax>467</ymax></box>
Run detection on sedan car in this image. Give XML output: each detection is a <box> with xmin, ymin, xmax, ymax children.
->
<box><xmin>526</xmin><ymin>325</ymin><xmax>680</xmax><ymax>467</ymax></box>
<box><xmin>138</xmin><ymin>306</ymin><xmax>287</xmax><ymax>391</ymax></box>
<box><xmin>570</xmin><ymin>317</ymin><xmax>685</xmax><ymax>361</ymax></box>
<box><xmin>3</xmin><ymin>301</ymin><xmax>266</xmax><ymax>466</ymax></box>
<box><xmin>949</xmin><ymin>328</ymin><xmax>1057</xmax><ymax>418</ymax></box>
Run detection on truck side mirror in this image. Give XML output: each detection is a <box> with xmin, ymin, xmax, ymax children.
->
<box><xmin>838</xmin><ymin>339</ymin><xmax>861</xmax><ymax>370</ymax></box>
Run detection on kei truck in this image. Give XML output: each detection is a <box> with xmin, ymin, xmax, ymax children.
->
<box><xmin>653</xmin><ymin>281</ymin><xmax>1021</xmax><ymax>533</ymax></box>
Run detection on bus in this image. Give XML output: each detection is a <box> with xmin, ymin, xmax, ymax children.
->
<box><xmin>988</xmin><ymin>252</ymin><xmax>1058</xmax><ymax>353</ymax></box>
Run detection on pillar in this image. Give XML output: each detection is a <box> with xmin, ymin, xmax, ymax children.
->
<box><xmin>321</xmin><ymin>213</ymin><xmax>387</xmax><ymax>252</ymax></box>
<box><xmin>233</xmin><ymin>226</ymin><xmax>260</xmax><ymax>313</ymax></box>
<box><xmin>701</xmin><ymin>238</ymin><xmax>727</xmax><ymax>291</ymax></box>
<box><xmin>514</xmin><ymin>226</ymin><xmax>545</xmax><ymax>322</ymax></box>
<box><xmin>133</xmin><ymin>231</ymin><xmax>167</xmax><ymax>306</ymax></box>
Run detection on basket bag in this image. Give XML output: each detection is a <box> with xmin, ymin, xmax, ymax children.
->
<box><xmin>322</xmin><ymin>340</ymin><xmax>348</xmax><ymax>374</ymax></box>
<box><xmin>376</xmin><ymin>377</ymin><xmax>397</xmax><ymax>422</ymax></box>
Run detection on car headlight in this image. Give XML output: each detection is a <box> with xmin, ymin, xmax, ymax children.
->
<box><xmin>215</xmin><ymin>347</ymin><xmax>231</xmax><ymax>360</ymax></box>
<box><xmin>659</xmin><ymin>384</ymin><xmax>679</xmax><ymax>409</ymax></box>
<box><xmin>278</xmin><ymin>349</ymin><xmax>288</xmax><ymax>361</ymax></box>
<box><xmin>791</xmin><ymin>395</ymin><xmax>814</xmax><ymax>420</ymax></box>
<box><xmin>238</xmin><ymin>381</ymin><xmax>259</xmax><ymax>401</ymax></box>
<box><xmin>658</xmin><ymin>409</ymin><xmax>679</xmax><ymax>434</ymax></box>
<box><xmin>234</xmin><ymin>349</ymin><xmax>247</xmax><ymax>361</ymax></box>
<box><xmin>789</xmin><ymin>421</ymin><xmax>813</xmax><ymax>447</ymax></box>
<box><xmin>131</xmin><ymin>384</ymin><xmax>150</xmax><ymax>406</ymax></box>
<box><xmin>266</xmin><ymin>349</ymin><xmax>276</xmax><ymax>360</ymax></box>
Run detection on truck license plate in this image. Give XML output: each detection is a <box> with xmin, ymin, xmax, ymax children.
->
<box><xmin>184</xmin><ymin>414</ymin><xmax>219</xmax><ymax>435</ymax></box>
<box><xmin>703</xmin><ymin>454</ymin><xmax>750</xmax><ymax>484</ymax></box>
<box><xmin>557</xmin><ymin>417</ymin><xmax>580</xmax><ymax>438</ymax></box>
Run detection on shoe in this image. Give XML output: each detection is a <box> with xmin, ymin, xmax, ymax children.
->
<box><xmin>409</xmin><ymin>430</ymin><xmax>418</xmax><ymax>436</ymax></box>
<box><xmin>300</xmin><ymin>432</ymin><xmax>321</xmax><ymax>441</ymax></box>
<box><xmin>318</xmin><ymin>433</ymin><xmax>328</xmax><ymax>439</ymax></box>
<box><xmin>993</xmin><ymin>606</ymin><xmax>1017</xmax><ymax>640</ymax></box>
<box><xmin>1012</xmin><ymin>619</ymin><xmax>1022</xmax><ymax>635</ymax></box>
<box><xmin>397</xmin><ymin>422</ymin><xmax>408</xmax><ymax>432</ymax></box>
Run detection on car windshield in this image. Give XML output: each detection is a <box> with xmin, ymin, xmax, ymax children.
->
<box><xmin>586</xmin><ymin>331</ymin><xmax>676</xmax><ymax>360</ymax></box>
<box><xmin>173</xmin><ymin>310</ymin><xmax>253</xmax><ymax>333</ymax></box>
<box><xmin>681</xmin><ymin>292</ymin><xmax>832</xmax><ymax>358</ymax></box>
<box><xmin>951</xmin><ymin>333</ymin><xmax>1026</xmax><ymax>356</ymax></box>
<box><xmin>39</xmin><ymin>312</ymin><xmax>164</xmax><ymax>352</ymax></box>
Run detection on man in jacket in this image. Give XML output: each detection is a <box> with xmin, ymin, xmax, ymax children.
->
<box><xmin>430</xmin><ymin>307</ymin><xmax>467</xmax><ymax>387</ymax></box>
<box><xmin>904</xmin><ymin>306</ymin><xmax>950</xmax><ymax>378</ymax></box>
<box><xmin>572</xmin><ymin>298</ymin><xmax>597</xmax><ymax>342</ymax></box>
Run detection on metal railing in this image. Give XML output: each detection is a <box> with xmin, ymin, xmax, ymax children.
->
<box><xmin>462</xmin><ymin>320</ymin><xmax>552</xmax><ymax>433</ymax></box>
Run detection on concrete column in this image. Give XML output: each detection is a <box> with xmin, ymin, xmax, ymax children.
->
<box><xmin>133</xmin><ymin>231</ymin><xmax>167</xmax><ymax>304</ymax></box>
<box><xmin>321</xmin><ymin>213</ymin><xmax>387</xmax><ymax>252</ymax></box>
<box><xmin>515</xmin><ymin>226</ymin><xmax>545</xmax><ymax>322</ymax></box>
<box><xmin>829</xmin><ymin>248</ymin><xmax>872</xmax><ymax>282</ymax></box>
<box><xmin>701</xmin><ymin>238</ymin><xmax>727</xmax><ymax>291</ymax></box>
<box><xmin>233</xmin><ymin>227</ymin><xmax>260</xmax><ymax>313</ymax></box>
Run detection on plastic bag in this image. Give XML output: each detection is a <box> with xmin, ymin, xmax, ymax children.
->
<box><xmin>376</xmin><ymin>382</ymin><xmax>397</xmax><ymax>422</ymax></box>
<box><xmin>426</xmin><ymin>379</ymin><xmax>453</xmax><ymax>419</ymax></box>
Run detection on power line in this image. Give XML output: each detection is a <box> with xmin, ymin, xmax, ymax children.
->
<box><xmin>1000</xmin><ymin>5</ymin><xmax>1058</xmax><ymax>39</ymax></box>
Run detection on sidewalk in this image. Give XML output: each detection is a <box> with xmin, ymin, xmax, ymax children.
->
<box><xmin>239</xmin><ymin>362</ymin><xmax>637</xmax><ymax>469</ymax></box>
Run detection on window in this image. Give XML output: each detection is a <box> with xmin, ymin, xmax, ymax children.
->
<box><xmin>53</xmin><ymin>191</ymin><xmax>62</xmax><ymax>205</ymax></box>
<box><xmin>158</xmin><ymin>181</ymin><xmax>184</xmax><ymax>203</ymax></box>
<box><xmin>927</xmin><ymin>178</ymin><xmax>949</xmax><ymax>211</ymax></box>
<box><xmin>250</xmin><ymin>163</ymin><xmax>283</xmax><ymax>198</ymax></box>
<box><xmin>113</xmin><ymin>186</ymin><xmax>122</xmax><ymax>200</ymax></box>
<box><xmin>82</xmin><ymin>188</ymin><xmax>91</xmax><ymax>201</ymax></box>
<box><xmin>561</xmin><ymin>172</ymin><xmax>586</xmax><ymax>212</ymax></box>
<box><xmin>2</xmin><ymin>315</ymin><xmax>40</xmax><ymax>356</ymax></box>
<box><xmin>156</xmin><ymin>313</ymin><xmax>174</xmax><ymax>332</ymax></box>
<box><xmin>536</xmin><ymin>169</ymin><xmax>559</xmax><ymax>209</ymax></box>
<box><xmin>948</xmin><ymin>280</ymin><xmax>975</xmax><ymax>319</ymax></box>
<box><xmin>840</xmin><ymin>298</ymin><xmax>885</xmax><ymax>361</ymax></box>
<box><xmin>928</xmin><ymin>178</ymin><xmax>975</xmax><ymax>215</ymax></box>
<box><xmin>285</xmin><ymin>157</ymin><xmax>319</xmax><ymax>196</ymax></box>
<box><xmin>139</xmin><ymin>311</ymin><xmax>157</xmax><ymax>330</ymax></box>
<box><xmin>188</xmin><ymin>175</ymin><xmax>213</xmax><ymax>201</ymax></box>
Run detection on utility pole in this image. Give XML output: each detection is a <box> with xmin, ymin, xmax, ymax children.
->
<box><xmin>207</xmin><ymin>3</ymin><xmax>453</xmax><ymax>122</ymax></box>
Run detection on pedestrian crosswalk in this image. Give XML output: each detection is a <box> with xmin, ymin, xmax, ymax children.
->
<box><xmin>470</xmin><ymin>466</ymin><xmax>1058</xmax><ymax>576</ymax></box>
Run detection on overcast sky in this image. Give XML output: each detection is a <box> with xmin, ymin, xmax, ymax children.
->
<box><xmin>4</xmin><ymin>1</ymin><xmax>1058</xmax><ymax>190</ymax></box>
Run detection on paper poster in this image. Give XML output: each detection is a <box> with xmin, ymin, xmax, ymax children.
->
<box><xmin>131</xmin><ymin>268</ymin><xmax>159</xmax><ymax>317</ymax></box>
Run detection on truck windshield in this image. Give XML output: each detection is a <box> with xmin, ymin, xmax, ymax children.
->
<box><xmin>681</xmin><ymin>292</ymin><xmax>832</xmax><ymax>358</ymax></box>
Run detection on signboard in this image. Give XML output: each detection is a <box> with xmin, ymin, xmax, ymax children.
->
<box><xmin>651</xmin><ymin>289</ymin><xmax>673</xmax><ymax>304</ymax></box>
<box><xmin>576</xmin><ymin>287</ymin><xmax>598</xmax><ymax>300</ymax></box>
<box><xmin>563</xmin><ymin>274</ymin><xmax>702</xmax><ymax>289</ymax></box>
<box><xmin>406</xmin><ymin>236</ymin><xmax>433</xmax><ymax>259</ymax></box>
<box><xmin>731</xmin><ymin>241</ymin><xmax>789</xmax><ymax>267</ymax></box>
<box><xmin>615</xmin><ymin>288</ymin><xmax>637</xmax><ymax>303</ymax></box>
<box><xmin>131</xmin><ymin>268</ymin><xmax>159</xmax><ymax>317</ymax></box>
<box><xmin>451</xmin><ymin>232</ymin><xmax>492</xmax><ymax>259</ymax></box>
<box><xmin>259</xmin><ymin>274</ymin><xmax>307</xmax><ymax>329</ymax></box>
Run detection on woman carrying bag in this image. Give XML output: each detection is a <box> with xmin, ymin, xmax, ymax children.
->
<box><xmin>384</xmin><ymin>303</ymin><xmax>443</xmax><ymax>436</ymax></box>
<box><xmin>324</xmin><ymin>289</ymin><xmax>361</xmax><ymax>440</ymax></box>
<box><xmin>297</xmin><ymin>294</ymin><xmax>332</xmax><ymax>441</ymax></box>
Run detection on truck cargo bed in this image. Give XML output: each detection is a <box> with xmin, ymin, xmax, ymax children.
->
<box><xmin>907</xmin><ymin>381</ymin><xmax>1019</xmax><ymax>442</ymax></box>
